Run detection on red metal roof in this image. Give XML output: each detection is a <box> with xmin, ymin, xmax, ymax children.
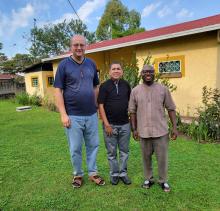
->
<box><xmin>86</xmin><ymin>13</ymin><xmax>220</xmax><ymax>51</ymax></box>
<box><xmin>0</xmin><ymin>74</ymin><xmax>15</xmax><ymax>80</ymax></box>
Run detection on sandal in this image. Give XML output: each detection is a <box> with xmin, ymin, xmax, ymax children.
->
<box><xmin>142</xmin><ymin>180</ymin><xmax>154</xmax><ymax>189</ymax></box>
<box><xmin>72</xmin><ymin>176</ymin><xmax>83</xmax><ymax>188</ymax></box>
<box><xmin>89</xmin><ymin>174</ymin><xmax>105</xmax><ymax>186</ymax></box>
<box><xmin>160</xmin><ymin>183</ymin><xmax>171</xmax><ymax>192</ymax></box>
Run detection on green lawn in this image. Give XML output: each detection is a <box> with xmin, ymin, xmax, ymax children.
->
<box><xmin>0</xmin><ymin>100</ymin><xmax>220</xmax><ymax>210</ymax></box>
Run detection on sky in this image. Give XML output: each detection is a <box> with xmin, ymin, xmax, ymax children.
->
<box><xmin>1</xmin><ymin>0</ymin><xmax>220</xmax><ymax>58</ymax></box>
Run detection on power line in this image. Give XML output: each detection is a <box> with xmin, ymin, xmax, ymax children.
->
<box><xmin>67</xmin><ymin>0</ymin><xmax>82</xmax><ymax>22</ymax></box>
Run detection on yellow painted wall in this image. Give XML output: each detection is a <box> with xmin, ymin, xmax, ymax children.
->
<box><xmin>25</xmin><ymin>71</ymin><xmax>54</xmax><ymax>101</ymax></box>
<box><xmin>52</xmin><ymin>60</ymin><xmax>60</xmax><ymax>77</ymax></box>
<box><xmin>217</xmin><ymin>32</ymin><xmax>220</xmax><ymax>89</ymax></box>
<box><xmin>136</xmin><ymin>31</ymin><xmax>219</xmax><ymax>116</ymax></box>
<box><xmin>25</xmin><ymin>71</ymin><xmax>44</xmax><ymax>96</ymax></box>
<box><xmin>41</xmin><ymin>71</ymin><xmax>55</xmax><ymax>101</ymax></box>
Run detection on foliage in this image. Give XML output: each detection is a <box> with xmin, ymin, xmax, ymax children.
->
<box><xmin>197</xmin><ymin>86</ymin><xmax>220</xmax><ymax>141</ymax></box>
<box><xmin>123</xmin><ymin>58</ymin><xmax>141</xmax><ymax>88</ymax></box>
<box><xmin>29</xmin><ymin>19</ymin><xmax>96</xmax><ymax>58</ymax></box>
<box><xmin>42</xmin><ymin>96</ymin><xmax>57</xmax><ymax>112</ymax></box>
<box><xmin>15</xmin><ymin>92</ymin><xmax>30</xmax><ymax>105</ymax></box>
<box><xmin>96</xmin><ymin>0</ymin><xmax>144</xmax><ymax>40</ymax></box>
<box><xmin>0</xmin><ymin>42</ymin><xmax>8</xmax><ymax>67</ymax></box>
<box><xmin>15</xmin><ymin>92</ymin><xmax>42</xmax><ymax>106</ymax></box>
<box><xmin>177</xmin><ymin>86</ymin><xmax>220</xmax><ymax>142</ymax></box>
<box><xmin>0</xmin><ymin>54</ymin><xmax>35</xmax><ymax>74</ymax></box>
<box><xmin>1</xmin><ymin>100</ymin><xmax>220</xmax><ymax>210</ymax></box>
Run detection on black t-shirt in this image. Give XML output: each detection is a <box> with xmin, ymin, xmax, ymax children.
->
<box><xmin>98</xmin><ymin>79</ymin><xmax>131</xmax><ymax>125</ymax></box>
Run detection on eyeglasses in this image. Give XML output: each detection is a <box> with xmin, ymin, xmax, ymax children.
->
<box><xmin>72</xmin><ymin>43</ymin><xmax>85</xmax><ymax>48</ymax></box>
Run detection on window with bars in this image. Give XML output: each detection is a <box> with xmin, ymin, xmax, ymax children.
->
<box><xmin>158</xmin><ymin>60</ymin><xmax>181</xmax><ymax>73</ymax></box>
<box><xmin>47</xmin><ymin>76</ymin><xmax>54</xmax><ymax>87</ymax></box>
<box><xmin>31</xmin><ymin>77</ymin><xmax>38</xmax><ymax>87</ymax></box>
<box><xmin>154</xmin><ymin>55</ymin><xmax>185</xmax><ymax>78</ymax></box>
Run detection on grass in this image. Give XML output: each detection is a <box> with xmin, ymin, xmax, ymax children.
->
<box><xmin>0</xmin><ymin>100</ymin><xmax>220</xmax><ymax>210</ymax></box>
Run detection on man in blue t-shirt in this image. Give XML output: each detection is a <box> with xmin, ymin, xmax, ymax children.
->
<box><xmin>54</xmin><ymin>35</ymin><xmax>105</xmax><ymax>188</ymax></box>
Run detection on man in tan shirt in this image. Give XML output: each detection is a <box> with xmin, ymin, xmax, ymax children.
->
<box><xmin>129</xmin><ymin>64</ymin><xmax>178</xmax><ymax>192</ymax></box>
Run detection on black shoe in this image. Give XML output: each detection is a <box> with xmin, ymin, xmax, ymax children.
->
<box><xmin>142</xmin><ymin>180</ymin><xmax>154</xmax><ymax>189</ymax></box>
<box><xmin>120</xmin><ymin>176</ymin><xmax>132</xmax><ymax>185</ymax></box>
<box><xmin>160</xmin><ymin>182</ymin><xmax>171</xmax><ymax>192</ymax></box>
<box><xmin>110</xmin><ymin>176</ymin><xmax>119</xmax><ymax>185</ymax></box>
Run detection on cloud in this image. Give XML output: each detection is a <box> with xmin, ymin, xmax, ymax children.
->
<box><xmin>176</xmin><ymin>8</ymin><xmax>193</xmax><ymax>19</ymax></box>
<box><xmin>78</xmin><ymin>0</ymin><xmax>106</xmax><ymax>22</ymax></box>
<box><xmin>157</xmin><ymin>6</ymin><xmax>172</xmax><ymax>18</ymax></box>
<box><xmin>141</xmin><ymin>2</ymin><xmax>161</xmax><ymax>18</ymax></box>
<box><xmin>0</xmin><ymin>4</ymin><xmax>34</xmax><ymax>37</ymax></box>
<box><xmin>49</xmin><ymin>0</ymin><xmax>106</xmax><ymax>25</ymax></box>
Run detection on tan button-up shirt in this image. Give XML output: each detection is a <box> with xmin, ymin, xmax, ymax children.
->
<box><xmin>129</xmin><ymin>82</ymin><xmax>176</xmax><ymax>138</ymax></box>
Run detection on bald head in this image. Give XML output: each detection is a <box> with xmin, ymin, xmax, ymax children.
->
<box><xmin>70</xmin><ymin>35</ymin><xmax>86</xmax><ymax>61</ymax></box>
<box><xmin>70</xmin><ymin>35</ymin><xmax>86</xmax><ymax>46</ymax></box>
<box><xmin>142</xmin><ymin>64</ymin><xmax>155</xmax><ymax>72</ymax></box>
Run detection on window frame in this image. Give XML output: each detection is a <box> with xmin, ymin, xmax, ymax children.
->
<box><xmin>46</xmin><ymin>75</ymin><xmax>54</xmax><ymax>87</ymax></box>
<box><xmin>31</xmin><ymin>76</ymin><xmax>39</xmax><ymax>87</ymax></box>
<box><xmin>154</xmin><ymin>55</ymin><xmax>185</xmax><ymax>78</ymax></box>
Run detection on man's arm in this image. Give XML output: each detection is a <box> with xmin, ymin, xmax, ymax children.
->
<box><xmin>94</xmin><ymin>86</ymin><xmax>99</xmax><ymax>108</ymax></box>
<box><xmin>130</xmin><ymin>113</ymin><xmax>139</xmax><ymax>140</ymax></box>
<box><xmin>99</xmin><ymin>104</ymin><xmax>113</xmax><ymax>136</ymax></box>
<box><xmin>168</xmin><ymin>110</ymin><xmax>178</xmax><ymax>140</ymax></box>
<box><xmin>54</xmin><ymin>88</ymin><xmax>70</xmax><ymax>128</ymax></box>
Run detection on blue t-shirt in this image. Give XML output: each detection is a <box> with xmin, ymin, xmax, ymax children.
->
<box><xmin>54</xmin><ymin>56</ymin><xmax>99</xmax><ymax>116</ymax></box>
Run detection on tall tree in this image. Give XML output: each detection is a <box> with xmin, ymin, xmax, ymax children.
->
<box><xmin>29</xmin><ymin>19</ymin><xmax>96</xmax><ymax>58</ymax></box>
<box><xmin>96</xmin><ymin>0</ymin><xmax>144</xmax><ymax>40</ymax></box>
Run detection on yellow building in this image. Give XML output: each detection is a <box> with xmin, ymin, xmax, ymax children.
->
<box><xmin>24</xmin><ymin>14</ymin><xmax>220</xmax><ymax>116</ymax></box>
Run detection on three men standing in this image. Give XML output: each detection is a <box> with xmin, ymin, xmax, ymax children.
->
<box><xmin>54</xmin><ymin>34</ymin><xmax>177</xmax><ymax>191</ymax></box>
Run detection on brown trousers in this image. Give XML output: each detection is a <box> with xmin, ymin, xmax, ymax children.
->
<box><xmin>140</xmin><ymin>134</ymin><xmax>169</xmax><ymax>183</ymax></box>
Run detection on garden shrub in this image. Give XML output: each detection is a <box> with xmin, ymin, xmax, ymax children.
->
<box><xmin>15</xmin><ymin>92</ymin><xmax>42</xmax><ymax>106</ymax></box>
<box><xmin>15</xmin><ymin>92</ymin><xmax>29</xmax><ymax>105</ymax></box>
<box><xmin>177</xmin><ymin>86</ymin><xmax>220</xmax><ymax>142</ymax></box>
<box><xmin>197</xmin><ymin>86</ymin><xmax>220</xmax><ymax>141</ymax></box>
<box><xmin>42</xmin><ymin>96</ymin><xmax>57</xmax><ymax>112</ymax></box>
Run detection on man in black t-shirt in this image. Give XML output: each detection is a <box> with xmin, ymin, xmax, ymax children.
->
<box><xmin>98</xmin><ymin>62</ymin><xmax>131</xmax><ymax>185</ymax></box>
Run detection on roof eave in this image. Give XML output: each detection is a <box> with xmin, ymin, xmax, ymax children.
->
<box><xmin>42</xmin><ymin>23</ymin><xmax>220</xmax><ymax>61</ymax></box>
<box><xmin>86</xmin><ymin>23</ymin><xmax>220</xmax><ymax>54</ymax></box>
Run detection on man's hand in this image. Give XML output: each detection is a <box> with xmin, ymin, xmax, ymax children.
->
<box><xmin>170</xmin><ymin>128</ymin><xmax>178</xmax><ymax>140</ymax></box>
<box><xmin>132</xmin><ymin>130</ymin><xmax>139</xmax><ymax>141</ymax></box>
<box><xmin>61</xmin><ymin>114</ymin><xmax>71</xmax><ymax>128</ymax></box>
<box><xmin>105</xmin><ymin>124</ymin><xmax>113</xmax><ymax>136</ymax></box>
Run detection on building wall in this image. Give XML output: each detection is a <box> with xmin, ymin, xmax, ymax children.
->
<box><xmin>217</xmin><ymin>30</ymin><xmax>220</xmax><ymax>89</ymax></box>
<box><xmin>25</xmin><ymin>71</ymin><xmax>54</xmax><ymax>101</ymax></box>
<box><xmin>136</xmin><ymin>31</ymin><xmax>218</xmax><ymax>116</ymax></box>
<box><xmin>25</xmin><ymin>71</ymin><xmax>44</xmax><ymax>96</ymax></box>
<box><xmin>41</xmin><ymin>71</ymin><xmax>55</xmax><ymax>101</ymax></box>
